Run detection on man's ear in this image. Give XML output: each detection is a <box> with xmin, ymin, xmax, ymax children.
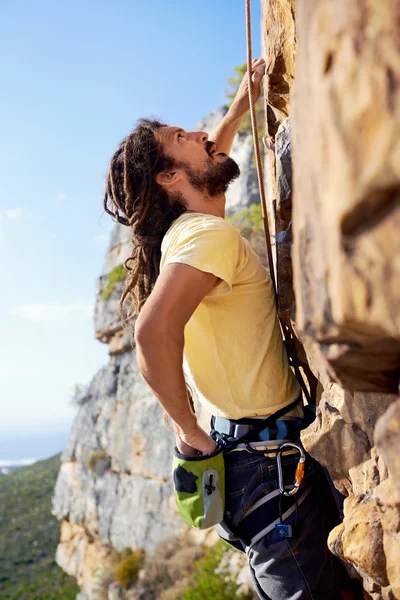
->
<box><xmin>156</xmin><ymin>170</ymin><xmax>183</xmax><ymax>189</ymax></box>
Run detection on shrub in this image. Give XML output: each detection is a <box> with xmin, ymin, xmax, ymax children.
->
<box><xmin>101</xmin><ymin>264</ymin><xmax>127</xmax><ymax>300</ymax></box>
<box><xmin>227</xmin><ymin>204</ymin><xmax>263</xmax><ymax>234</ymax></box>
<box><xmin>227</xmin><ymin>204</ymin><xmax>268</xmax><ymax>267</ymax></box>
<box><xmin>114</xmin><ymin>548</ymin><xmax>145</xmax><ymax>588</ymax></box>
<box><xmin>87</xmin><ymin>450</ymin><xmax>110</xmax><ymax>475</ymax></box>
<box><xmin>70</xmin><ymin>382</ymin><xmax>90</xmax><ymax>407</ymax></box>
<box><xmin>177</xmin><ymin>541</ymin><xmax>253</xmax><ymax>600</ymax></box>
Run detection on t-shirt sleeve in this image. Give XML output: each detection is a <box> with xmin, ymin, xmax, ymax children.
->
<box><xmin>161</xmin><ymin>217</ymin><xmax>241</xmax><ymax>296</ymax></box>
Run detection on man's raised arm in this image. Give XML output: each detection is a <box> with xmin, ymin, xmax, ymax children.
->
<box><xmin>210</xmin><ymin>57</ymin><xmax>266</xmax><ymax>156</ymax></box>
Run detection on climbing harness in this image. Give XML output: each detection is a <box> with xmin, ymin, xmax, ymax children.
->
<box><xmin>171</xmin><ymin>394</ymin><xmax>308</xmax><ymax>531</ymax></box>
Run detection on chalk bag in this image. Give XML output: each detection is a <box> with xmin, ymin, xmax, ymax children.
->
<box><xmin>172</xmin><ymin>445</ymin><xmax>225</xmax><ymax>529</ymax></box>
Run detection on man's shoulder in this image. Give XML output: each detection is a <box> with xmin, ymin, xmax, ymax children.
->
<box><xmin>161</xmin><ymin>212</ymin><xmax>240</xmax><ymax>253</ymax></box>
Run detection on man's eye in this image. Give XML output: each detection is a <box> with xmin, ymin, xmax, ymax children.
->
<box><xmin>177</xmin><ymin>133</ymin><xmax>185</xmax><ymax>140</ymax></box>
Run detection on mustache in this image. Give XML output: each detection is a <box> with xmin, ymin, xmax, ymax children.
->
<box><xmin>205</xmin><ymin>141</ymin><xmax>227</xmax><ymax>158</ymax></box>
<box><xmin>205</xmin><ymin>141</ymin><xmax>216</xmax><ymax>156</ymax></box>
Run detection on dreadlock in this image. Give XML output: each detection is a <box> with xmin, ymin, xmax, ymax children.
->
<box><xmin>103</xmin><ymin>118</ymin><xmax>187</xmax><ymax>335</ymax></box>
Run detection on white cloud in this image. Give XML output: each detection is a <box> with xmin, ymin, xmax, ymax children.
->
<box><xmin>0</xmin><ymin>458</ymin><xmax>37</xmax><ymax>468</ymax></box>
<box><xmin>8</xmin><ymin>302</ymin><xmax>94</xmax><ymax>322</ymax></box>
<box><xmin>5</xmin><ymin>207</ymin><xmax>22</xmax><ymax>220</ymax></box>
<box><xmin>57</xmin><ymin>193</ymin><xmax>67</xmax><ymax>203</ymax></box>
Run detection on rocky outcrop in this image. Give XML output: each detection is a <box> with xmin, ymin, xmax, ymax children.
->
<box><xmin>51</xmin><ymin>353</ymin><xmax>186</xmax><ymax>597</ymax></box>
<box><xmin>52</xmin><ymin>107</ymin><xmax>260</xmax><ymax>598</ymax></box>
<box><xmin>262</xmin><ymin>0</ymin><xmax>296</xmax><ymax>139</ymax></box>
<box><xmin>262</xmin><ymin>0</ymin><xmax>400</xmax><ymax>597</ymax></box>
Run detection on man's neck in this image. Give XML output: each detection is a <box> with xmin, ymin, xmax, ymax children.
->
<box><xmin>184</xmin><ymin>194</ymin><xmax>226</xmax><ymax>218</ymax></box>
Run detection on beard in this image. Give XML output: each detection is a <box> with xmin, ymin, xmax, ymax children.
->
<box><xmin>176</xmin><ymin>145</ymin><xmax>240</xmax><ymax>197</ymax></box>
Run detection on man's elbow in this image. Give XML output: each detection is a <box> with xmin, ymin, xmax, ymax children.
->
<box><xmin>134</xmin><ymin>315</ymin><xmax>154</xmax><ymax>350</ymax></box>
<box><xmin>135</xmin><ymin>315</ymin><xmax>184</xmax><ymax>354</ymax></box>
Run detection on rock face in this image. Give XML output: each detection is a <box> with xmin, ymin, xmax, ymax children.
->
<box><xmin>52</xmin><ymin>107</ymin><xmax>260</xmax><ymax>598</ymax></box>
<box><xmin>51</xmin><ymin>353</ymin><xmax>186</xmax><ymax>597</ymax></box>
<box><xmin>262</xmin><ymin>0</ymin><xmax>400</xmax><ymax>598</ymax></box>
<box><xmin>291</xmin><ymin>0</ymin><xmax>400</xmax><ymax>394</ymax></box>
<box><xmin>262</xmin><ymin>0</ymin><xmax>296</xmax><ymax>139</ymax></box>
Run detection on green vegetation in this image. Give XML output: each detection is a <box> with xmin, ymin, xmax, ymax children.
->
<box><xmin>87</xmin><ymin>450</ymin><xmax>109</xmax><ymax>473</ymax></box>
<box><xmin>70</xmin><ymin>382</ymin><xmax>89</xmax><ymax>407</ymax></box>
<box><xmin>101</xmin><ymin>264</ymin><xmax>127</xmax><ymax>300</ymax></box>
<box><xmin>227</xmin><ymin>203</ymin><xmax>264</xmax><ymax>234</ymax></box>
<box><xmin>227</xmin><ymin>204</ymin><xmax>268</xmax><ymax>268</ymax></box>
<box><xmin>226</xmin><ymin>63</ymin><xmax>265</xmax><ymax>139</ymax></box>
<box><xmin>114</xmin><ymin>548</ymin><xmax>145</xmax><ymax>588</ymax></box>
<box><xmin>177</xmin><ymin>541</ymin><xmax>253</xmax><ymax>600</ymax></box>
<box><xmin>0</xmin><ymin>454</ymin><xmax>79</xmax><ymax>600</ymax></box>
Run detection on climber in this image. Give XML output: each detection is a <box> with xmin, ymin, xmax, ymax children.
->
<box><xmin>103</xmin><ymin>59</ymin><xmax>345</xmax><ymax>600</ymax></box>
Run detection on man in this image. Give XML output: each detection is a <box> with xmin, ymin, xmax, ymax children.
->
<box><xmin>103</xmin><ymin>59</ymin><xmax>343</xmax><ymax>599</ymax></box>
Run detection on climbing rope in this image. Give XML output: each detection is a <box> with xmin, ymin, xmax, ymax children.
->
<box><xmin>245</xmin><ymin>0</ymin><xmax>314</xmax><ymax>405</ymax></box>
<box><xmin>245</xmin><ymin>0</ymin><xmax>277</xmax><ymax>304</ymax></box>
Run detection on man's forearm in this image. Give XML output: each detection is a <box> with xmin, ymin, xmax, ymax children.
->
<box><xmin>136</xmin><ymin>330</ymin><xmax>196</xmax><ymax>434</ymax></box>
<box><xmin>210</xmin><ymin>104</ymin><xmax>246</xmax><ymax>156</ymax></box>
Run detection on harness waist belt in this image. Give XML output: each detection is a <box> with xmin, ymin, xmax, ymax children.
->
<box><xmin>212</xmin><ymin>416</ymin><xmax>304</xmax><ymax>444</ymax></box>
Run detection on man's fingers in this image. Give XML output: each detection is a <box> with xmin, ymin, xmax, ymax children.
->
<box><xmin>176</xmin><ymin>428</ymin><xmax>217</xmax><ymax>456</ymax></box>
<box><xmin>251</xmin><ymin>65</ymin><xmax>266</xmax><ymax>85</ymax></box>
<box><xmin>251</xmin><ymin>57</ymin><xmax>265</xmax><ymax>70</ymax></box>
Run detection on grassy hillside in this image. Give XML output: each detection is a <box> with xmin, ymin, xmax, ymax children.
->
<box><xmin>0</xmin><ymin>453</ymin><xmax>79</xmax><ymax>600</ymax></box>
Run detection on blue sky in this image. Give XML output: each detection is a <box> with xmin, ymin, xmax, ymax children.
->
<box><xmin>0</xmin><ymin>0</ymin><xmax>261</xmax><ymax>458</ymax></box>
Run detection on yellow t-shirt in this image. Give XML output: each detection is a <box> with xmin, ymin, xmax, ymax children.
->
<box><xmin>160</xmin><ymin>212</ymin><xmax>301</xmax><ymax>420</ymax></box>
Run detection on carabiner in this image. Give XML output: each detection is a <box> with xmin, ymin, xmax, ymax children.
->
<box><xmin>277</xmin><ymin>443</ymin><xmax>306</xmax><ymax>496</ymax></box>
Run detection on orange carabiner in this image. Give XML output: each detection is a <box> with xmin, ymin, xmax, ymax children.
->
<box><xmin>277</xmin><ymin>443</ymin><xmax>306</xmax><ymax>496</ymax></box>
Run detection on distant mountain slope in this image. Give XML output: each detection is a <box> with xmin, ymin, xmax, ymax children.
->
<box><xmin>0</xmin><ymin>453</ymin><xmax>79</xmax><ymax>600</ymax></box>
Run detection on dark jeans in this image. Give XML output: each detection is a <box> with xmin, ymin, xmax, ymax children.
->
<box><xmin>216</xmin><ymin>449</ymin><xmax>343</xmax><ymax>600</ymax></box>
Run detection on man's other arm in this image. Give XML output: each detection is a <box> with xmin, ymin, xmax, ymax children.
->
<box><xmin>135</xmin><ymin>263</ymin><xmax>218</xmax><ymax>456</ymax></box>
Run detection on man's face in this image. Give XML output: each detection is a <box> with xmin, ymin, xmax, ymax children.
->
<box><xmin>158</xmin><ymin>126</ymin><xmax>240</xmax><ymax>197</ymax></box>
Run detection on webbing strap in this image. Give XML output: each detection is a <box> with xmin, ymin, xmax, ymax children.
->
<box><xmin>245</xmin><ymin>0</ymin><xmax>313</xmax><ymax>405</ymax></box>
<box><xmin>245</xmin><ymin>486</ymin><xmax>311</xmax><ymax>551</ymax></box>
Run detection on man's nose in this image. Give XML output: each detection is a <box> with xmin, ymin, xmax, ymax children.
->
<box><xmin>191</xmin><ymin>131</ymin><xmax>209</xmax><ymax>144</ymax></box>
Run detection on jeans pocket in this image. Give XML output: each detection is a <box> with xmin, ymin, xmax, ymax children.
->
<box><xmin>224</xmin><ymin>454</ymin><xmax>268</xmax><ymax>523</ymax></box>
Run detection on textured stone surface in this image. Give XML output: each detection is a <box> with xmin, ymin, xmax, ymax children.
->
<box><xmin>328</xmin><ymin>494</ymin><xmax>388</xmax><ymax>587</ymax></box>
<box><xmin>301</xmin><ymin>386</ymin><xmax>396</xmax><ymax>493</ymax></box>
<box><xmin>261</xmin><ymin>0</ymin><xmax>296</xmax><ymax>138</ymax></box>
<box><xmin>262</xmin><ymin>3</ymin><xmax>400</xmax><ymax>596</ymax></box>
<box><xmin>51</xmin><ymin>351</ymin><xmax>190</xmax><ymax>598</ymax></box>
<box><xmin>291</xmin><ymin>0</ymin><xmax>400</xmax><ymax>393</ymax></box>
<box><xmin>374</xmin><ymin>478</ymin><xmax>400</xmax><ymax>598</ymax></box>
<box><xmin>375</xmin><ymin>398</ymin><xmax>400</xmax><ymax>502</ymax></box>
<box><xmin>52</xmin><ymin>353</ymin><xmax>184</xmax><ymax>552</ymax></box>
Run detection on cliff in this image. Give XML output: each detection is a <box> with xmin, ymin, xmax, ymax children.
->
<box><xmin>261</xmin><ymin>1</ymin><xmax>400</xmax><ymax>598</ymax></box>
